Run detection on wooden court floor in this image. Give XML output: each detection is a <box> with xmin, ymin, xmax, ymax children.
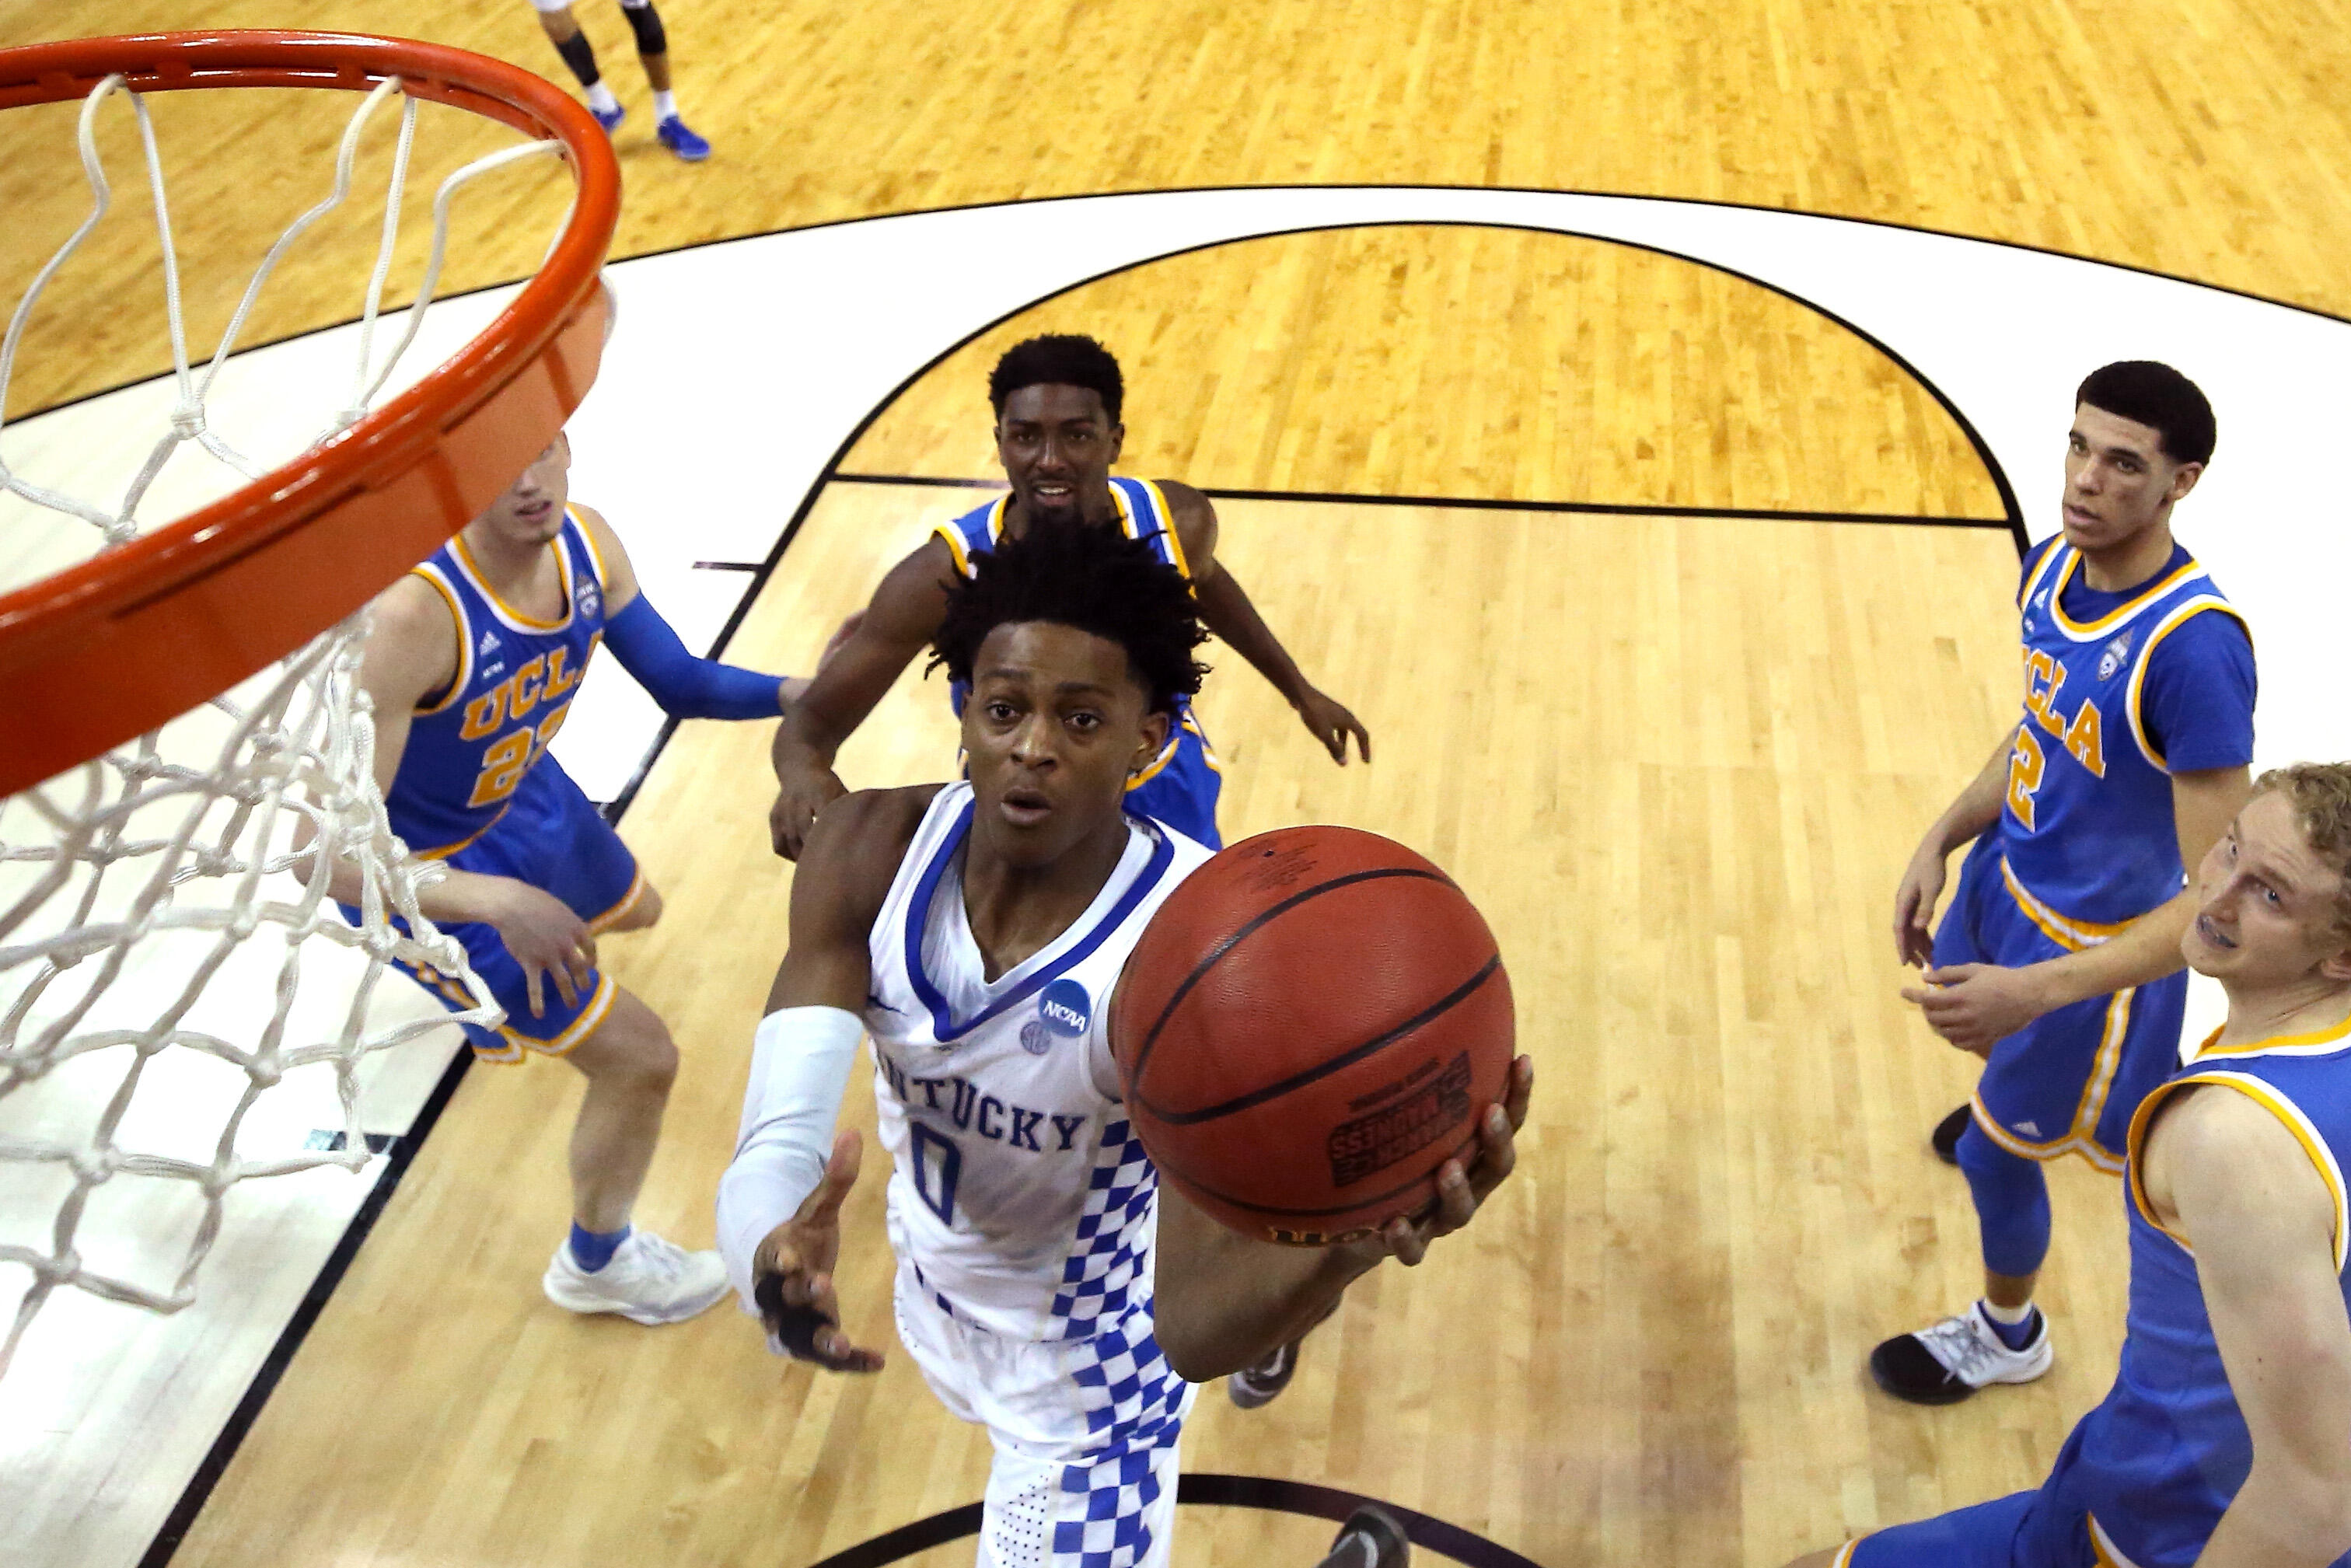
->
<box><xmin>2</xmin><ymin>0</ymin><xmax>2330</xmax><ymax>1562</ymax></box>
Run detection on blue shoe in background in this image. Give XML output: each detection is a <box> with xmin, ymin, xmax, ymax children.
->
<box><xmin>656</xmin><ymin>116</ymin><xmax>711</xmax><ymax>162</ymax></box>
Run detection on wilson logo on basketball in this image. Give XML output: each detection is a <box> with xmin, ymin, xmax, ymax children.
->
<box><xmin>1326</xmin><ymin>1053</ymin><xmax>1473</xmax><ymax>1187</ymax></box>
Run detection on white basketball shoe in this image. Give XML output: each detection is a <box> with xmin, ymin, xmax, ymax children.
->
<box><xmin>542</xmin><ymin>1228</ymin><xmax>731</xmax><ymax>1325</ymax></box>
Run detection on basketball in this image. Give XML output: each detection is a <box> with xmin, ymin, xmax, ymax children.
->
<box><xmin>1110</xmin><ymin>825</ymin><xmax>1515</xmax><ymax>1245</ymax></box>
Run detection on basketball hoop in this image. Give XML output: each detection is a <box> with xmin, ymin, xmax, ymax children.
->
<box><xmin>0</xmin><ymin>31</ymin><xmax>619</xmax><ymax>794</ymax></box>
<box><xmin>0</xmin><ymin>33</ymin><xmax>617</xmax><ymax>1373</ymax></box>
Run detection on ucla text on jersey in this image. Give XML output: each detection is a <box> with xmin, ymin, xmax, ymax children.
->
<box><xmin>390</xmin><ymin>509</ymin><xmax>609</xmax><ymax>857</ymax></box>
<box><xmin>2001</xmin><ymin>540</ymin><xmax>2248</xmax><ymax>935</ymax></box>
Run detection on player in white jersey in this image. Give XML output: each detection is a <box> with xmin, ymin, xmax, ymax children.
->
<box><xmin>718</xmin><ymin>518</ymin><xmax>1532</xmax><ymax>1568</ymax></box>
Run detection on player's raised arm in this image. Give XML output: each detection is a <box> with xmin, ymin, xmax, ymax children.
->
<box><xmin>1166</xmin><ymin>484</ymin><xmax>1371</xmax><ymax>766</ymax></box>
<box><xmin>767</xmin><ymin>536</ymin><xmax>962</xmax><ymax>859</ymax></box>
<box><xmin>572</xmin><ymin>505</ymin><xmax>807</xmax><ymax>721</ymax></box>
<box><xmin>2157</xmin><ymin>1084</ymin><xmax>2351</xmax><ymax>1564</ymax></box>
<box><xmin>718</xmin><ymin>786</ymin><xmax>932</xmax><ymax>1371</ymax></box>
<box><xmin>1150</xmin><ymin>1054</ymin><xmax>1534</xmax><ymax>1382</ymax></box>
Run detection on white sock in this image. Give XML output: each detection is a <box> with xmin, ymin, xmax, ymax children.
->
<box><xmin>653</xmin><ymin>89</ymin><xmax>679</xmax><ymax>121</ymax></box>
<box><xmin>585</xmin><ymin>82</ymin><xmax>621</xmax><ymax>114</ymax></box>
<box><xmin>1982</xmin><ymin>1297</ymin><xmax>2034</xmax><ymax>1325</ymax></box>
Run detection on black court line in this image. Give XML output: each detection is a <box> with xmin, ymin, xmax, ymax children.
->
<box><xmin>693</xmin><ymin>559</ymin><xmax>764</xmax><ymax>571</ymax></box>
<box><xmin>139</xmin><ymin>194</ymin><xmax>2044</xmax><ymax>1560</ymax></box>
<box><xmin>832</xmin><ymin>470</ymin><xmax>2017</xmax><ymax>530</ymax></box>
<box><xmin>803</xmin><ymin>1474</ymin><xmax>1541</xmax><ymax>1568</ymax></box>
<box><xmin>21</xmin><ymin>181</ymin><xmax>2348</xmax><ymax>434</ymax></box>
<box><xmin>139</xmin><ymin>1046</ymin><xmax>476</xmax><ymax>1568</ymax></box>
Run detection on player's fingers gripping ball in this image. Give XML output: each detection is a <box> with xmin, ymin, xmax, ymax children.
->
<box><xmin>1110</xmin><ymin>826</ymin><xmax>1515</xmax><ymax>1245</ymax></box>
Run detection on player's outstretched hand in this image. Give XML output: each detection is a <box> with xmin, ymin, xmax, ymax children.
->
<box><xmin>1902</xmin><ymin>962</ymin><xmax>2049</xmax><ymax>1058</ymax></box>
<box><xmin>1892</xmin><ymin>844</ymin><xmax>1948</xmax><ymax>968</ymax></box>
<box><xmin>1294</xmin><ymin>686</ymin><xmax>1372</xmax><ymax>765</ymax></box>
<box><xmin>751</xmin><ymin>1130</ymin><xmax>884</xmax><ymax>1373</ymax></box>
<box><xmin>770</xmin><ymin>766</ymin><xmax>850</xmax><ymax>861</ymax></box>
<box><xmin>485</xmin><ymin>880</ymin><xmax>597</xmax><ymax>1018</ymax></box>
<box><xmin>1354</xmin><ymin>1054</ymin><xmax>1533</xmax><ymax>1268</ymax></box>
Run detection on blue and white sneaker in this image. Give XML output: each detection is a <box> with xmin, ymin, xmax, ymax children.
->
<box><xmin>656</xmin><ymin>115</ymin><xmax>711</xmax><ymax>162</ymax></box>
<box><xmin>590</xmin><ymin>101</ymin><xmax>625</xmax><ymax>134</ymax></box>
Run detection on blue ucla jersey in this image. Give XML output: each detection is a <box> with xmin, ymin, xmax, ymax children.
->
<box><xmin>934</xmin><ymin>477</ymin><xmax>1208</xmax><ymax>791</ymax></box>
<box><xmin>1999</xmin><ymin>540</ymin><xmax>2250</xmax><ymax>931</ymax></box>
<box><xmin>2069</xmin><ymin>1017</ymin><xmax>2351</xmax><ymax>1567</ymax></box>
<box><xmin>387</xmin><ymin>508</ymin><xmax>608</xmax><ymax>857</ymax></box>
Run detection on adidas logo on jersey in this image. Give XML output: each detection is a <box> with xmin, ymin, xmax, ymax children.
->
<box><xmin>2014</xmin><ymin>1119</ymin><xmax>2043</xmax><ymax>1137</ymax></box>
<box><xmin>479</xmin><ymin>630</ymin><xmax>501</xmax><ymax>655</ymax></box>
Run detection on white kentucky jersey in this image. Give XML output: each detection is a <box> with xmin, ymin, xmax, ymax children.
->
<box><xmin>865</xmin><ymin>782</ymin><xmax>1214</xmax><ymax>1343</ymax></box>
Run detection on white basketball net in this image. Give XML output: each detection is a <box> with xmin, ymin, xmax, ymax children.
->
<box><xmin>0</xmin><ymin>71</ymin><xmax>567</xmax><ymax>1376</ymax></box>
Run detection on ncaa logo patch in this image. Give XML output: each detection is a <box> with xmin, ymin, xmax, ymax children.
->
<box><xmin>2097</xmin><ymin>630</ymin><xmax>2133</xmax><ymax>681</ymax></box>
<box><xmin>1029</xmin><ymin>978</ymin><xmax>1091</xmax><ymax>1054</ymax></box>
<box><xmin>575</xmin><ymin>576</ymin><xmax>603</xmax><ymax>621</ymax></box>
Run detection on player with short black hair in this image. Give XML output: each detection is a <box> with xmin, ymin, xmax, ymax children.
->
<box><xmin>768</xmin><ymin>332</ymin><xmax>1371</xmax><ymax>864</ymax></box>
<box><xmin>927</xmin><ymin>512</ymin><xmax>1209</xmax><ymax>711</ymax></box>
<box><xmin>988</xmin><ymin>334</ymin><xmax>1126</xmax><ymax>424</ymax></box>
<box><xmin>721</xmin><ymin>515</ymin><xmax>1530</xmax><ymax>1568</ymax></box>
<box><xmin>1874</xmin><ymin>362</ymin><xmax>2256</xmax><ymax>1403</ymax></box>
<box><xmin>2074</xmin><ymin>359</ymin><xmax>2217</xmax><ymax>468</ymax></box>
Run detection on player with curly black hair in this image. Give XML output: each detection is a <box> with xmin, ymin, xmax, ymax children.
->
<box><xmin>769</xmin><ymin>332</ymin><xmax>1371</xmax><ymax>864</ymax></box>
<box><xmin>927</xmin><ymin>514</ymin><xmax>1209</xmax><ymax>718</ymax></box>
<box><xmin>720</xmin><ymin>515</ymin><xmax>1528</xmax><ymax>1568</ymax></box>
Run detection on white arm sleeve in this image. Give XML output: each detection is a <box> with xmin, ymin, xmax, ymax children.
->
<box><xmin>715</xmin><ymin>1005</ymin><xmax>865</xmax><ymax>1315</ymax></box>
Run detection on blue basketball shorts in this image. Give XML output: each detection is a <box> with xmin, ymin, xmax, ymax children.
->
<box><xmin>1842</xmin><ymin>1423</ymin><xmax>2130</xmax><ymax>1567</ymax></box>
<box><xmin>1932</xmin><ymin>834</ymin><xmax>2186</xmax><ymax>1172</ymax></box>
<box><xmin>1123</xmin><ymin>711</ymin><xmax>1223</xmax><ymax>850</ymax></box>
<box><xmin>345</xmin><ymin>758</ymin><xmax>645</xmax><ymax>1062</ymax></box>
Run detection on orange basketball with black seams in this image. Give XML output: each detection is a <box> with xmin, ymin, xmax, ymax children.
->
<box><xmin>1110</xmin><ymin>825</ymin><xmax>1515</xmax><ymax>1245</ymax></box>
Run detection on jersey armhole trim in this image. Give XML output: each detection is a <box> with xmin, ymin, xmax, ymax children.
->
<box><xmin>570</xmin><ymin>504</ymin><xmax>611</xmax><ymax>590</ymax></box>
<box><xmin>2128</xmin><ymin>1070</ymin><xmax>2350</xmax><ymax>1272</ymax></box>
<box><xmin>2019</xmin><ymin>538</ymin><xmax>2069</xmax><ymax>610</ymax></box>
<box><xmin>1138</xmin><ymin>478</ymin><xmax>1193</xmax><ymax>578</ymax></box>
<box><xmin>934</xmin><ymin>520</ymin><xmax>974</xmax><ymax>576</ymax></box>
<box><xmin>410</xmin><ymin>564</ymin><xmax>472</xmax><ymax>715</ymax></box>
<box><xmin>2125</xmin><ymin>598</ymin><xmax>2252</xmax><ymax>771</ymax></box>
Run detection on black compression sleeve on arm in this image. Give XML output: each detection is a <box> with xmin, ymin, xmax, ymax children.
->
<box><xmin>554</xmin><ymin>30</ymin><xmax>602</xmax><ymax>87</ymax></box>
<box><xmin>621</xmin><ymin>1</ymin><xmax>669</xmax><ymax>58</ymax></box>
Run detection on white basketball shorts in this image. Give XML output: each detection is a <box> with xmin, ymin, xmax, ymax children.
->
<box><xmin>892</xmin><ymin>1259</ymin><xmax>1197</xmax><ymax>1568</ymax></box>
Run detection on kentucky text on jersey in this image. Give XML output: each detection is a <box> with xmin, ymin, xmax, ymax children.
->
<box><xmin>2000</xmin><ymin>539</ymin><xmax>2252</xmax><ymax>934</ymax></box>
<box><xmin>862</xmin><ymin>781</ymin><xmax>1216</xmax><ymax>1343</ymax></box>
<box><xmin>391</xmin><ymin>509</ymin><xmax>609</xmax><ymax>857</ymax></box>
<box><xmin>875</xmin><ymin>1060</ymin><xmax>1093</xmax><ymax>1154</ymax></box>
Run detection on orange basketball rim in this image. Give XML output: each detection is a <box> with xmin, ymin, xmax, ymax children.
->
<box><xmin>0</xmin><ymin>32</ymin><xmax>620</xmax><ymax>797</ymax></box>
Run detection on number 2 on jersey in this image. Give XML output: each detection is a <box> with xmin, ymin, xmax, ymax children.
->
<box><xmin>2007</xmin><ymin>725</ymin><xmax>2046</xmax><ymax>831</ymax></box>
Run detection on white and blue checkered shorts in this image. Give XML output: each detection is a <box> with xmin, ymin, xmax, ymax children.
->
<box><xmin>894</xmin><ymin>1259</ymin><xmax>1196</xmax><ymax>1568</ymax></box>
